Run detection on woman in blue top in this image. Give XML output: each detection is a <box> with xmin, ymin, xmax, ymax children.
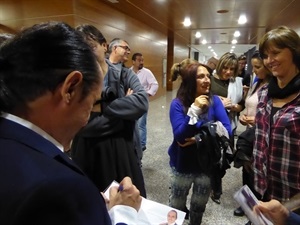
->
<box><xmin>168</xmin><ymin>59</ymin><xmax>232</xmax><ymax>225</ymax></box>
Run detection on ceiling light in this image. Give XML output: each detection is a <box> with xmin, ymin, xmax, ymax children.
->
<box><xmin>183</xmin><ymin>17</ymin><xmax>191</xmax><ymax>27</ymax></box>
<box><xmin>201</xmin><ymin>39</ymin><xmax>207</xmax><ymax>45</ymax></box>
<box><xmin>231</xmin><ymin>39</ymin><xmax>238</xmax><ymax>44</ymax></box>
<box><xmin>234</xmin><ymin>31</ymin><xmax>240</xmax><ymax>37</ymax></box>
<box><xmin>238</xmin><ymin>15</ymin><xmax>247</xmax><ymax>24</ymax></box>
<box><xmin>195</xmin><ymin>31</ymin><xmax>201</xmax><ymax>38</ymax></box>
<box><xmin>232</xmin><ymin>46</ymin><xmax>236</xmax><ymax>48</ymax></box>
<box><xmin>208</xmin><ymin>46</ymin><xmax>211</xmax><ymax>49</ymax></box>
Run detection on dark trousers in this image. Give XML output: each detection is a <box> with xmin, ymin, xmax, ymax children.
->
<box><xmin>242</xmin><ymin>167</ymin><xmax>260</xmax><ymax>199</ymax></box>
<box><xmin>210</xmin><ymin>164</ymin><xmax>224</xmax><ymax>198</ymax></box>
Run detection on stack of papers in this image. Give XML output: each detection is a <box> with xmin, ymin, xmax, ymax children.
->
<box><xmin>104</xmin><ymin>181</ymin><xmax>186</xmax><ymax>225</ymax></box>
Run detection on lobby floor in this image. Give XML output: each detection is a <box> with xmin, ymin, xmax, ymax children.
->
<box><xmin>142</xmin><ymin>91</ymin><xmax>249</xmax><ymax>225</ymax></box>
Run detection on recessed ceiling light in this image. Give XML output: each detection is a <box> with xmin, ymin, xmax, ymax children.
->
<box><xmin>195</xmin><ymin>31</ymin><xmax>201</xmax><ymax>38</ymax></box>
<box><xmin>208</xmin><ymin>46</ymin><xmax>212</xmax><ymax>49</ymax></box>
<box><xmin>201</xmin><ymin>39</ymin><xmax>207</xmax><ymax>45</ymax></box>
<box><xmin>234</xmin><ymin>31</ymin><xmax>241</xmax><ymax>37</ymax></box>
<box><xmin>238</xmin><ymin>15</ymin><xmax>247</xmax><ymax>24</ymax></box>
<box><xmin>217</xmin><ymin>9</ymin><xmax>229</xmax><ymax>14</ymax></box>
<box><xmin>231</xmin><ymin>39</ymin><xmax>238</xmax><ymax>44</ymax></box>
<box><xmin>183</xmin><ymin>17</ymin><xmax>191</xmax><ymax>27</ymax></box>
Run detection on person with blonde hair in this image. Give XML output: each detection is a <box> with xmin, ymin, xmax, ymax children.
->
<box><xmin>210</xmin><ymin>52</ymin><xmax>242</xmax><ymax>204</ymax></box>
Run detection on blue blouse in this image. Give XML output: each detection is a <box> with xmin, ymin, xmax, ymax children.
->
<box><xmin>168</xmin><ymin>95</ymin><xmax>231</xmax><ymax>173</ymax></box>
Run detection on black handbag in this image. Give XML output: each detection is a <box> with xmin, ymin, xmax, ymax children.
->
<box><xmin>233</xmin><ymin>126</ymin><xmax>256</xmax><ymax>168</ymax></box>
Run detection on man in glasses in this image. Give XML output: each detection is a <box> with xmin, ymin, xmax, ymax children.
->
<box><xmin>108</xmin><ymin>38</ymin><xmax>131</xmax><ymax>64</ymax></box>
<box><xmin>105</xmin><ymin>37</ymin><xmax>149</xmax><ymax>187</ymax></box>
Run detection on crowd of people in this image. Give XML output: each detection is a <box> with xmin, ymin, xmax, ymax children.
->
<box><xmin>0</xmin><ymin>20</ymin><xmax>299</xmax><ymax>225</ymax></box>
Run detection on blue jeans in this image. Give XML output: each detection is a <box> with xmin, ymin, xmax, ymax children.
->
<box><xmin>138</xmin><ymin>112</ymin><xmax>147</xmax><ymax>149</ymax></box>
<box><xmin>169</xmin><ymin>168</ymin><xmax>211</xmax><ymax>225</ymax></box>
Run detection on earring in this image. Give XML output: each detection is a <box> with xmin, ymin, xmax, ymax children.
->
<box><xmin>66</xmin><ymin>93</ymin><xmax>71</xmax><ymax>104</ymax></box>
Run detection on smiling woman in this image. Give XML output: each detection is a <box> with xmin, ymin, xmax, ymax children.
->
<box><xmin>253</xmin><ymin>26</ymin><xmax>300</xmax><ymax>203</ymax></box>
<box><xmin>167</xmin><ymin>59</ymin><xmax>231</xmax><ymax>225</ymax></box>
<box><xmin>209</xmin><ymin>52</ymin><xmax>243</xmax><ymax>206</ymax></box>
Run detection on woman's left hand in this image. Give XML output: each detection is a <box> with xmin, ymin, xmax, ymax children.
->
<box><xmin>177</xmin><ymin>137</ymin><xmax>196</xmax><ymax>147</ymax></box>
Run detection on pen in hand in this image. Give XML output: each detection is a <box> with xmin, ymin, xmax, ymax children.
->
<box><xmin>118</xmin><ymin>185</ymin><xmax>124</xmax><ymax>192</ymax></box>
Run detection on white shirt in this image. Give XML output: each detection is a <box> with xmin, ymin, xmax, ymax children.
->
<box><xmin>130</xmin><ymin>67</ymin><xmax>158</xmax><ymax>96</ymax></box>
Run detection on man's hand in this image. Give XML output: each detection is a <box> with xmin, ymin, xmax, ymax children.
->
<box><xmin>108</xmin><ymin>177</ymin><xmax>142</xmax><ymax>212</ymax></box>
<box><xmin>126</xmin><ymin>88</ymin><xmax>133</xmax><ymax>96</ymax></box>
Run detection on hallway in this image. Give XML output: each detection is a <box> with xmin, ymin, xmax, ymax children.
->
<box><xmin>142</xmin><ymin>91</ymin><xmax>249</xmax><ymax>225</ymax></box>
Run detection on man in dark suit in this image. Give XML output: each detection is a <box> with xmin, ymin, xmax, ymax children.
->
<box><xmin>0</xmin><ymin>22</ymin><xmax>141</xmax><ymax>225</ymax></box>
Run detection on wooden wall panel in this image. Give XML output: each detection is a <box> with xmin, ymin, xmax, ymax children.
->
<box><xmin>0</xmin><ymin>0</ymin><xmax>189</xmax><ymax>99</ymax></box>
<box><xmin>0</xmin><ymin>0</ymin><xmax>74</xmax><ymax>32</ymax></box>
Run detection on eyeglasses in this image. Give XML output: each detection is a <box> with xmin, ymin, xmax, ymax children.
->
<box><xmin>116</xmin><ymin>45</ymin><xmax>131</xmax><ymax>51</ymax></box>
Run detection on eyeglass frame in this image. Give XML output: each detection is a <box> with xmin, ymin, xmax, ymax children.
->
<box><xmin>115</xmin><ymin>45</ymin><xmax>131</xmax><ymax>51</ymax></box>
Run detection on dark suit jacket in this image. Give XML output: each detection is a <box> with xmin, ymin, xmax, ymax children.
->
<box><xmin>0</xmin><ymin>118</ymin><xmax>112</xmax><ymax>225</ymax></box>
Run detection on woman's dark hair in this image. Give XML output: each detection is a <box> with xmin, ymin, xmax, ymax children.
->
<box><xmin>0</xmin><ymin>21</ymin><xmax>100</xmax><ymax>113</ymax></box>
<box><xmin>259</xmin><ymin>26</ymin><xmax>300</xmax><ymax>70</ymax></box>
<box><xmin>238</xmin><ymin>54</ymin><xmax>247</xmax><ymax>61</ymax></box>
<box><xmin>174</xmin><ymin>62</ymin><xmax>212</xmax><ymax>112</ymax></box>
<box><xmin>251</xmin><ymin>50</ymin><xmax>272</xmax><ymax>85</ymax></box>
<box><xmin>0</xmin><ymin>33</ymin><xmax>14</xmax><ymax>47</ymax></box>
<box><xmin>251</xmin><ymin>50</ymin><xmax>261</xmax><ymax>60</ymax></box>
<box><xmin>76</xmin><ymin>24</ymin><xmax>107</xmax><ymax>45</ymax></box>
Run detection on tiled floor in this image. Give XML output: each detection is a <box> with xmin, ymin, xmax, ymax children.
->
<box><xmin>142</xmin><ymin>91</ymin><xmax>249</xmax><ymax>225</ymax></box>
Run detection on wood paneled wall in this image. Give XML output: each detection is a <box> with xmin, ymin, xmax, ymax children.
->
<box><xmin>0</xmin><ymin>0</ymin><xmax>189</xmax><ymax>100</ymax></box>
